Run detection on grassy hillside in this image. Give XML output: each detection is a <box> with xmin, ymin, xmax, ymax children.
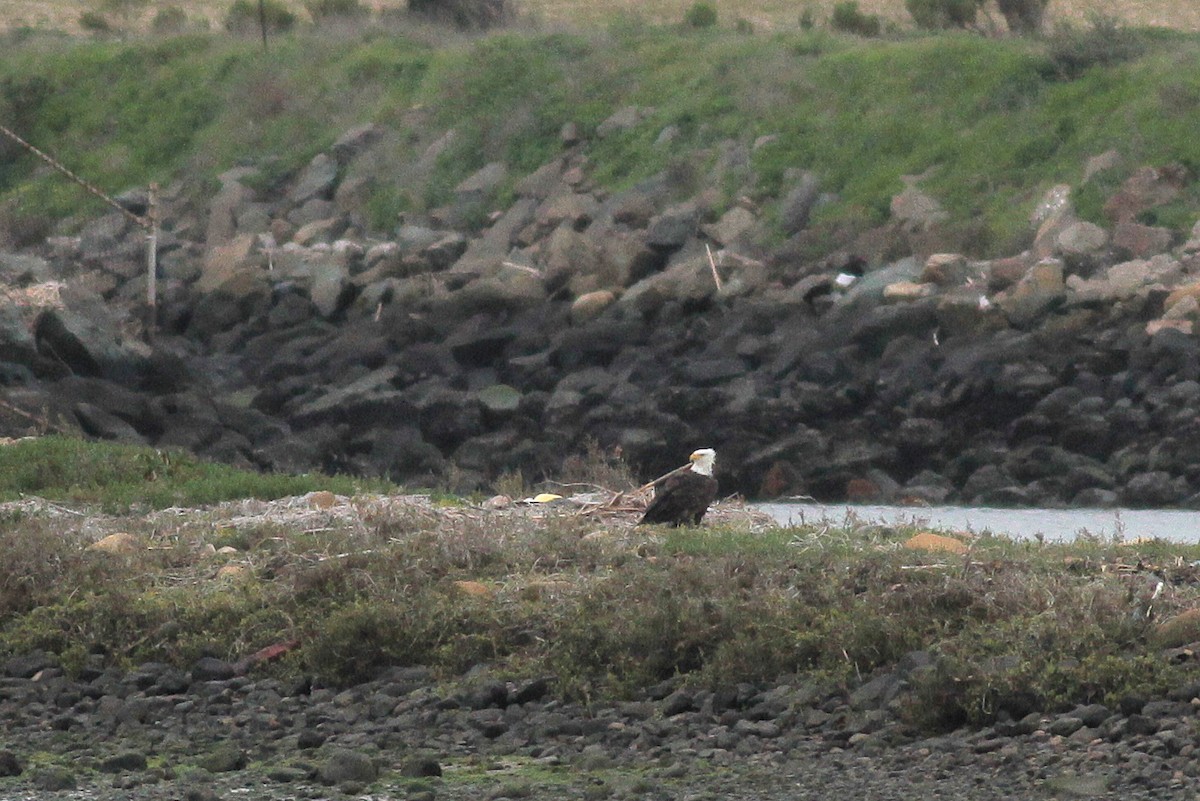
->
<box><xmin>2</xmin><ymin>19</ymin><xmax>1200</xmax><ymax>256</ymax></box>
<box><xmin>2</xmin><ymin>0</ymin><xmax>1199</xmax><ymax>35</ymax></box>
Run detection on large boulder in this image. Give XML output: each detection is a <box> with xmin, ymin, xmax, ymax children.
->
<box><xmin>33</xmin><ymin>287</ymin><xmax>151</xmax><ymax>385</ymax></box>
<box><xmin>330</xmin><ymin>123</ymin><xmax>382</xmax><ymax>165</ymax></box>
<box><xmin>0</xmin><ymin>303</ymin><xmax>38</xmax><ymax>372</ymax></box>
<box><xmin>540</xmin><ymin>225</ymin><xmax>609</xmax><ymax>296</ymax></box>
<box><xmin>618</xmin><ymin>253</ymin><xmax>719</xmax><ymax>314</ymax></box>
<box><xmin>890</xmin><ymin>181</ymin><xmax>947</xmax><ymax>232</ymax></box>
<box><xmin>288</xmin><ymin>153</ymin><xmax>339</xmax><ymax>206</ymax></box>
<box><xmin>1067</xmin><ymin>255</ymin><xmax>1182</xmax><ymax>304</ymax></box>
<box><xmin>995</xmin><ymin>259</ymin><xmax>1064</xmax><ymax>328</ymax></box>
<box><xmin>1112</xmin><ymin>221</ymin><xmax>1172</xmax><ymax>260</ymax></box>
<box><xmin>206</xmin><ymin>167</ymin><xmax>256</xmax><ymax>247</ymax></box>
<box><xmin>646</xmin><ymin>203</ymin><xmax>700</xmax><ymax>251</ymax></box>
<box><xmin>197</xmin><ymin>234</ymin><xmax>260</xmax><ymax>293</ymax></box>
<box><xmin>1103</xmin><ymin>165</ymin><xmax>1186</xmax><ymax>224</ymax></box>
<box><xmin>186</xmin><ymin>271</ymin><xmax>272</xmax><ymax>343</ymax></box>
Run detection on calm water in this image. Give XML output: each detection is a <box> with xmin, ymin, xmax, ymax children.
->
<box><xmin>756</xmin><ymin>503</ymin><xmax>1200</xmax><ymax>543</ymax></box>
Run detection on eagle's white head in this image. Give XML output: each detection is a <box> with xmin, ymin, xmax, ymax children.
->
<box><xmin>689</xmin><ymin>448</ymin><xmax>716</xmax><ymax>477</ymax></box>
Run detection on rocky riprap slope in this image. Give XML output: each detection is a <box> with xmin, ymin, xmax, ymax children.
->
<box><xmin>4</xmin><ymin>116</ymin><xmax>1200</xmax><ymax>505</ymax></box>
<box><xmin>3</xmin><ymin>647</ymin><xmax>1200</xmax><ymax>800</ymax></box>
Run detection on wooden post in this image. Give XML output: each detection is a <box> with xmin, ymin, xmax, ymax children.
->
<box><xmin>146</xmin><ymin>182</ymin><xmax>158</xmax><ymax>343</ymax></box>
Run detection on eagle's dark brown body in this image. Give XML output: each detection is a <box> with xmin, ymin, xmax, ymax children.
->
<box><xmin>638</xmin><ymin>449</ymin><xmax>718</xmax><ymax>526</ymax></box>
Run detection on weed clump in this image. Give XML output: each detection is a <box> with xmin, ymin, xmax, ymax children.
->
<box><xmin>150</xmin><ymin>6</ymin><xmax>194</xmax><ymax>33</ymax></box>
<box><xmin>1044</xmin><ymin>14</ymin><xmax>1147</xmax><ymax>79</ymax></box>
<box><xmin>224</xmin><ymin>0</ymin><xmax>297</xmax><ymax>34</ymax></box>
<box><xmin>407</xmin><ymin>0</ymin><xmax>508</xmax><ymax>30</ymax></box>
<box><xmin>683</xmin><ymin>2</ymin><xmax>718</xmax><ymax>29</ymax></box>
<box><xmin>78</xmin><ymin>10</ymin><xmax>112</xmax><ymax>32</ymax></box>
<box><xmin>996</xmin><ymin>0</ymin><xmax>1049</xmax><ymax>34</ymax></box>
<box><xmin>831</xmin><ymin>1</ymin><xmax>882</xmax><ymax>37</ymax></box>
<box><xmin>306</xmin><ymin>0</ymin><xmax>369</xmax><ymax>23</ymax></box>
<box><xmin>906</xmin><ymin>0</ymin><xmax>980</xmax><ymax>30</ymax></box>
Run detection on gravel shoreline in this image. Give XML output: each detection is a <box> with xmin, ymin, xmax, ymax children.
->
<box><xmin>3</xmin><ymin>653</ymin><xmax>1200</xmax><ymax>801</ymax></box>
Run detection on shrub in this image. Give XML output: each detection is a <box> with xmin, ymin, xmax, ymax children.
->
<box><xmin>224</xmin><ymin>0</ymin><xmax>297</xmax><ymax>34</ymax></box>
<box><xmin>0</xmin><ymin>203</ymin><xmax>52</xmax><ymax>249</ymax></box>
<box><xmin>306</xmin><ymin>0</ymin><xmax>369</xmax><ymax>21</ymax></box>
<box><xmin>0</xmin><ymin>74</ymin><xmax>54</xmax><ymax>128</ymax></box>
<box><xmin>683</xmin><ymin>1</ymin><xmax>717</xmax><ymax>29</ymax></box>
<box><xmin>1044</xmin><ymin>14</ymin><xmax>1146</xmax><ymax>80</ymax></box>
<box><xmin>735</xmin><ymin>17</ymin><xmax>753</xmax><ymax>34</ymax></box>
<box><xmin>78</xmin><ymin>10</ymin><xmax>112</xmax><ymax>32</ymax></box>
<box><xmin>150</xmin><ymin>5</ymin><xmax>191</xmax><ymax>32</ymax></box>
<box><xmin>906</xmin><ymin>0</ymin><xmax>981</xmax><ymax>29</ymax></box>
<box><xmin>799</xmin><ymin>5</ymin><xmax>816</xmax><ymax>30</ymax></box>
<box><xmin>996</xmin><ymin>0</ymin><xmax>1049</xmax><ymax>34</ymax></box>
<box><xmin>407</xmin><ymin>0</ymin><xmax>508</xmax><ymax>30</ymax></box>
<box><xmin>830</xmin><ymin>1</ymin><xmax>881</xmax><ymax>36</ymax></box>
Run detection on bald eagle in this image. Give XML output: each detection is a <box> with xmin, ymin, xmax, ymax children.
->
<box><xmin>638</xmin><ymin>448</ymin><xmax>718</xmax><ymax>527</ymax></box>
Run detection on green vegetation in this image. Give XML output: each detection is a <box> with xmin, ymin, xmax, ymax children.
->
<box><xmin>905</xmin><ymin>0</ymin><xmax>979</xmax><ymax>30</ymax></box>
<box><xmin>0</xmin><ymin>19</ymin><xmax>1199</xmax><ymax>256</ymax></box>
<box><xmin>223</xmin><ymin>0</ymin><xmax>297</xmax><ymax>33</ymax></box>
<box><xmin>831</xmin><ymin>1</ymin><xmax>883</xmax><ymax>35</ymax></box>
<box><xmin>0</xmin><ymin>438</ymin><xmax>1198</xmax><ymax>731</ymax></box>
<box><xmin>0</xmin><ymin>435</ymin><xmax>391</xmax><ymax>509</ymax></box>
<box><xmin>683</xmin><ymin>1</ymin><xmax>718</xmax><ymax>29</ymax></box>
<box><xmin>305</xmin><ymin>0</ymin><xmax>369</xmax><ymax>22</ymax></box>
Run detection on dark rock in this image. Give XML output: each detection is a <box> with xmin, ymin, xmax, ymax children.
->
<box><xmin>198</xmin><ymin>744</ymin><xmax>247</xmax><ymax>773</ymax></box>
<box><xmin>467</xmin><ymin>680</ymin><xmax>510</xmax><ymax>710</ymax></box>
<box><xmin>99</xmin><ymin>751</ymin><xmax>149</xmax><ymax>773</ymax></box>
<box><xmin>183</xmin><ymin>786</ymin><xmax>223</xmax><ymax>801</ymax></box>
<box><xmin>400</xmin><ymin>757</ymin><xmax>443</xmax><ymax>778</ymax></box>
<box><xmin>994</xmin><ymin>712</ymin><xmax>1041</xmax><ymax>737</ymax></box>
<box><xmin>331</xmin><ymin>123</ymin><xmax>382</xmax><ymax>165</ymax></box>
<box><xmin>128</xmin><ymin>662</ymin><xmax>172</xmax><ymax>689</ymax></box>
<box><xmin>290</xmin><ymin>153</ymin><xmax>339</xmax><ymax>205</ymax></box>
<box><xmin>297</xmin><ymin>730</ymin><xmax>326</xmax><ymax>750</ymax></box>
<box><xmin>192</xmin><ymin>657</ymin><xmax>238</xmax><ymax>682</ymax></box>
<box><xmin>1123</xmin><ymin>471</ymin><xmax>1189</xmax><ymax>507</ymax></box>
<box><xmin>1072</xmin><ymin>703</ymin><xmax>1113</xmax><ymax>728</ymax></box>
<box><xmin>468</xmin><ymin>709</ymin><xmax>508</xmax><ymax>739</ymax></box>
<box><xmin>267</xmin><ymin>766</ymin><xmax>309</xmax><ymax>783</ymax></box>
<box><xmin>646</xmin><ymin>203</ymin><xmax>699</xmax><ymax>250</ymax></box>
<box><xmin>512</xmin><ymin>677</ymin><xmax>550</xmax><ymax>705</ymax></box>
<box><xmin>447</xmin><ymin>315</ymin><xmax>518</xmax><ymax>367</ymax></box>
<box><xmin>32</xmin><ymin>766</ymin><xmax>75</xmax><ymax>791</ymax></box>
<box><xmin>662</xmin><ymin>689</ymin><xmax>695</xmax><ymax>717</ymax></box>
<box><xmin>1126</xmin><ymin>713</ymin><xmax>1159</xmax><ymax>735</ymax></box>
<box><xmin>73</xmin><ymin>402</ymin><xmax>147</xmax><ymax>442</ymax></box>
<box><xmin>1048</xmin><ymin>716</ymin><xmax>1084</xmax><ymax>737</ymax></box>
<box><xmin>0</xmin><ymin>749</ymin><xmax>22</xmax><ymax>777</ymax></box>
<box><xmin>779</xmin><ymin>172</ymin><xmax>820</xmax><ymax>236</ymax></box>
<box><xmin>4</xmin><ymin>651</ymin><xmax>56</xmax><ymax>679</ymax></box>
<box><xmin>1141</xmin><ymin>699</ymin><xmax>1191</xmax><ymax>718</ymax></box>
<box><xmin>151</xmin><ymin>668</ymin><xmax>191</xmax><ymax>695</ymax></box>
<box><xmin>894</xmin><ymin>417</ymin><xmax>948</xmax><ymax>455</ymax></box>
<box><xmin>848</xmin><ymin>673</ymin><xmax>901</xmax><ymax>710</ymax></box>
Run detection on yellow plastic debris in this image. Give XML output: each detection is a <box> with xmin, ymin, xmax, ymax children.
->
<box><xmin>903</xmin><ymin>532</ymin><xmax>969</xmax><ymax>554</ymax></box>
<box><xmin>87</xmin><ymin>532</ymin><xmax>139</xmax><ymax>554</ymax></box>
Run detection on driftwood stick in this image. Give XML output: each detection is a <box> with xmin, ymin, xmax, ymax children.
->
<box><xmin>638</xmin><ymin>462</ymin><xmax>693</xmax><ymax>493</ymax></box>
<box><xmin>705</xmin><ymin>244</ymin><xmax>723</xmax><ymax>291</ymax></box>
